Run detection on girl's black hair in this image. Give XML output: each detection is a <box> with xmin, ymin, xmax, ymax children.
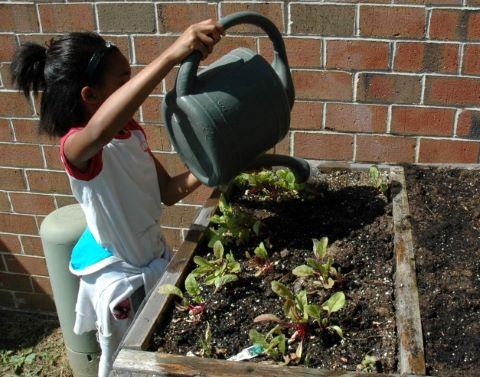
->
<box><xmin>11</xmin><ymin>32</ymin><xmax>120</xmax><ymax>137</ymax></box>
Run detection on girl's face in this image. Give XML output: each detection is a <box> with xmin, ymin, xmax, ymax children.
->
<box><xmin>96</xmin><ymin>51</ymin><xmax>132</xmax><ymax>102</ymax></box>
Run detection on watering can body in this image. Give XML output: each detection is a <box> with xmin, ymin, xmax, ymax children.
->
<box><xmin>163</xmin><ymin>12</ymin><xmax>310</xmax><ymax>187</ymax></box>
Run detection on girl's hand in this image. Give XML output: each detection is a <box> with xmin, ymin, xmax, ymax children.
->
<box><xmin>165</xmin><ymin>19</ymin><xmax>225</xmax><ymax>64</ymax></box>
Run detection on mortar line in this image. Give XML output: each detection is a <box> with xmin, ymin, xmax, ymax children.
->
<box><xmin>387</xmin><ymin>105</ymin><xmax>392</xmax><ymax>134</ymax></box>
<box><xmin>414</xmin><ymin>137</ymin><xmax>420</xmax><ymax>163</ymax></box>
<box><xmin>458</xmin><ymin>43</ymin><xmax>465</xmax><ymax>75</ymax></box>
<box><xmin>94</xmin><ymin>3</ymin><xmax>100</xmax><ymax>33</ymax></box>
<box><xmin>35</xmin><ymin>3</ymin><xmax>43</xmax><ymax>34</ymax></box>
<box><xmin>322</xmin><ymin>102</ymin><xmax>327</xmax><ymax>130</ymax></box>
<box><xmin>453</xmin><ymin>108</ymin><xmax>461</xmax><ymax>137</ymax></box>
<box><xmin>420</xmin><ymin>75</ymin><xmax>426</xmax><ymax>105</ymax></box>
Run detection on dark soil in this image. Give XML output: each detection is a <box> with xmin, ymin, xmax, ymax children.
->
<box><xmin>152</xmin><ymin>169</ymin><xmax>397</xmax><ymax>372</ymax></box>
<box><xmin>405</xmin><ymin>167</ymin><xmax>480</xmax><ymax>377</ymax></box>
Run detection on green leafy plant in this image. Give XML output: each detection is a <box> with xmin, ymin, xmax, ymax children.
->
<box><xmin>292</xmin><ymin>237</ymin><xmax>338</xmax><ymax>289</ymax></box>
<box><xmin>246</xmin><ymin>241</ymin><xmax>274</xmax><ymax>277</ymax></box>
<box><xmin>249</xmin><ymin>325</ymin><xmax>287</xmax><ymax>361</ymax></box>
<box><xmin>158</xmin><ymin>274</ymin><xmax>206</xmax><ymax>322</ymax></box>
<box><xmin>191</xmin><ymin>240</ymin><xmax>241</xmax><ymax>292</ymax></box>
<box><xmin>369</xmin><ymin>165</ymin><xmax>389</xmax><ymax>196</ymax></box>
<box><xmin>255</xmin><ymin>281</ymin><xmax>346</xmax><ymax>341</ymax></box>
<box><xmin>0</xmin><ymin>348</ymin><xmax>36</xmax><ymax>374</ymax></box>
<box><xmin>209</xmin><ymin>193</ymin><xmax>261</xmax><ymax>247</ymax></box>
<box><xmin>357</xmin><ymin>354</ymin><xmax>379</xmax><ymax>372</ymax></box>
<box><xmin>234</xmin><ymin>169</ymin><xmax>303</xmax><ymax>200</ymax></box>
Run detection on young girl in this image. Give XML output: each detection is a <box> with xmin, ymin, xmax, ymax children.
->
<box><xmin>11</xmin><ymin>19</ymin><xmax>224</xmax><ymax>376</ymax></box>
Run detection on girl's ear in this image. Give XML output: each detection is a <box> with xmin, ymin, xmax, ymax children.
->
<box><xmin>80</xmin><ymin>86</ymin><xmax>101</xmax><ymax>105</ymax></box>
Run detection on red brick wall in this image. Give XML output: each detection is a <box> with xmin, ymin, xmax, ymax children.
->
<box><xmin>1</xmin><ymin>1</ymin><xmax>479</xmax><ymax>313</ymax></box>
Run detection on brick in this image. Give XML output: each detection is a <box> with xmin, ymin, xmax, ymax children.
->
<box><xmin>467</xmin><ymin>0</ymin><xmax>480</xmax><ymax>4</ymax></box>
<box><xmin>419</xmin><ymin>138</ymin><xmax>480</xmax><ymax>163</ymax></box>
<box><xmin>457</xmin><ymin>110</ymin><xmax>480</xmax><ymax>139</ymax></box>
<box><xmin>425</xmin><ymin>76</ymin><xmax>480</xmax><ymax>106</ymax></box>
<box><xmin>326</xmin><ymin>40</ymin><xmax>390</xmax><ymax>71</ymax></box>
<box><xmin>220</xmin><ymin>3</ymin><xmax>283</xmax><ymax>33</ymax></box>
<box><xmin>0</xmin><ymin>233</ymin><xmax>21</xmax><ymax>253</ymax></box>
<box><xmin>290</xmin><ymin>102</ymin><xmax>323</xmax><ymax>130</ymax></box>
<box><xmin>0</xmin><ymin>168</ymin><xmax>27</xmax><ymax>191</ymax></box>
<box><xmin>39</xmin><ymin>4</ymin><xmax>94</xmax><ymax>33</ymax></box>
<box><xmin>0</xmin><ymin>34</ymin><xmax>17</xmax><ymax>62</ymax></box>
<box><xmin>55</xmin><ymin>195</ymin><xmax>77</xmax><ymax>208</ymax></box>
<box><xmin>142</xmin><ymin>124</ymin><xmax>171</xmax><ymax>152</ymax></box>
<box><xmin>4</xmin><ymin>254</ymin><xmax>47</xmax><ymax>276</ymax></box>
<box><xmin>10</xmin><ymin>193</ymin><xmax>56</xmax><ymax>215</ymax></box>
<box><xmin>357</xmin><ymin>73</ymin><xmax>422</xmax><ymax>104</ymax></box>
<box><xmin>394</xmin><ymin>42</ymin><xmax>458</xmax><ymax>74</ymax></box>
<box><xmin>134</xmin><ymin>36</ymin><xmax>179</xmax><ymax>65</ymax></box>
<box><xmin>157</xmin><ymin>3</ymin><xmax>217</xmax><ymax>33</ymax></box>
<box><xmin>21</xmin><ymin>235</ymin><xmax>44</xmax><ymax>257</ymax></box>
<box><xmin>162</xmin><ymin>204</ymin><xmax>198</xmax><ymax>228</ymax></box>
<box><xmin>326</xmin><ymin>103</ymin><xmax>387</xmax><ymax>133</ymax></box>
<box><xmin>275</xmin><ymin>133</ymin><xmax>290</xmax><ymax>155</ymax></box>
<box><xmin>292</xmin><ymin>71</ymin><xmax>352</xmax><ymax>101</ymax></box>
<box><xmin>0</xmin><ymin>290</ymin><xmax>14</xmax><ymax>307</ymax></box>
<box><xmin>26</xmin><ymin>171</ymin><xmax>71</xmax><ymax>195</ymax></box>
<box><xmin>43</xmin><ymin>145</ymin><xmax>62</xmax><ymax>170</ymax></box>
<box><xmin>98</xmin><ymin>3</ymin><xmax>156</xmax><ymax>33</ymax></box>
<box><xmin>206</xmin><ymin>36</ymin><xmax>258</xmax><ymax>66</ymax></box>
<box><xmin>290</xmin><ymin>4</ymin><xmax>355</xmax><ymax>36</ymax></box>
<box><xmin>142</xmin><ymin>96</ymin><xmax>164</xmax><ymax>123</ymax></box>
<box><xmin>0</xmin><ymin>4</ymin><xmax>39</xmax><ymax>32</ymax></box>
<box><xmin>391</xmin><ymin>106</ymin><xmax>454</xmax><ymax>136</ymax></box>
<box><xmin>31</xmin><ymin>276</ymin><xmax>52</xmax><ymax>295</ymax></box>
<box><xmin>161</xmin><ymin>227</ymin><xmax>183</xmax><ymax>251</ymax></box>
<box><xmin>259</xmin><ymin>37</ymin><xmax>321</xmax><ymax>68</ymax></box>
<box><xmin>429</xmin><ymin>10</ymin><xmax>480</xmax><ymax>41</ymax></box>
<box><xmin>0</xmin><ymin>91</ymin><xmax>33</xmax><ymax>117</ymax></box>
<box><xmin>15</xmin><ymin>292</ymin><xmax>55</xmax><ymax>312</ymax></box>
<box><xmin>360</xmin><ymin>6</ymin><xmax>425</xmax><ymax>39</ymax></box>
<box><xmin>0</xmin><ymin>192</ymin><xmax>9</xmax><ymax>212</ymax></box>
<box><xmin>0</xmin><ymin>143</ymin><xmax>43</xmax><ymax>168</ymax></box>
<box><xmin>164</xmin><ymin>66</ymin><xmax>180</xmax><ymax>93</ymax></box>
<box><xmin>0</xmin><ymin>119</ymin><xmax>13</xmax><ymax>141</ymax></box>
<box><xmin>152</xmin><ymin>152</ymin><xmax>186</xmax><ymax>176</ymax></box>
<box><xmin>395</xmin><ymin>0</ymin><xmax>461</xmax><ymax>3</ymax></box>
<box><xmin>356</xmin><ymin>135</ymin><xmax>416</xmax><ymax>163</ymax></box>
<box><xmin>98</xmin><ymin>35</ymin><xmax>130</xmax><ymax>64</ymax></box>
<box><xmin>180</xmin><ymin>185</ymin><xmax>215</xmax><ymax>206</ymax></box>
<box><xmin>462</xmin><ymin>45</ymin><xmax>480</xmax><ymax>75</ymax></box>
<box><xmin>294</xmin><ymin>132</ymin><xmax>353</xmax><ymax>161</ymax></box>
<box><xmin>0</xmin><ymin>213</ymin><xmax>37</xmax><ymax>234</ymax></box>
<box><xmin>0</xmin><ymin>62</ymin><xmax>14</xmax><ymax>89</ymax></box>
<box><xmin>0</xmin><ymin>272</ymin><xmax>32</xmax><ymax>292</ymax></box>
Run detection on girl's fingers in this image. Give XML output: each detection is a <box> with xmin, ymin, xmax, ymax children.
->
<box><xmin>197</xmin><ymin>32</ymin><xmax>215</xmax><ymax>50</ymax></box>
<box><xmin>193</xmin><ymin>41</ymin><xmax>209</xmax><ymax>60</ymax></box>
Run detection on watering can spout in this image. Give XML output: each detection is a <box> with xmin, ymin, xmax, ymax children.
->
<box><xmin>248</xmin><ymin>154</ymin><xmax>311</xmax><ymax>184</ymax></box>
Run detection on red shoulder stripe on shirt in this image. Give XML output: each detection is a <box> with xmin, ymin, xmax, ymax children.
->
<box><xmin>60</xmin><ymin>127</ymin><xmax>103</xmax><ymax>181</ymax></box>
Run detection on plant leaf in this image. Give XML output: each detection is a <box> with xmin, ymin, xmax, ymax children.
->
<box><xmin>193</xmin><ymin>256</ymin><xmax>210</xmax><ymax>267</ymax></box>
<box><xmin>213</xmin><ymin>240</ymin><xmax>224</xmax><ymax>259</ymax></box>
<box><xmin>253</xmin><ymin>221</ymin><xmax>261</xmax><ymax>236</ymax></box>
<box><xmin>249</xmin><ymin>329</ymin><xmax>268</xmax><ymax>348</ymax></box>
<box><xmin>292</xmin><ymin>265</ymin><xmax>314</xmax><ymax>277</ymax></box>
<box><xmin>185</xmin><ymin>274</ymin><xmax>200</xmax><ymax>297</ymax></box>
<box><xmin>271</xmin><ymin>281</ymin><xmax>294</xmax><ymax>299</ymax></box>
<box><xmin>313</xmin><ymin>237</ymin><xmax>328</xmax><ymax>260</ymax></box>
<box><xmin>295</xmin><ymin>341</ymin><xmax>303</xmax><ymax>360</ymax></box>
<box><xmin>157</xmin><ymin>284</ymin><xmax>183</xmax><ymax>299</ymax></box>
<box><xmin>214</xmin><ymin>274</ymin><xmax>238</xmax><ymax>289</ymax></box>
<box><xmin>254</xmin><ymin>242</ymin><xmax>268</xmax><ymax>260</ymax></box>
<box><xmin>253</xmin><ymin>314</ymin><xmax>282</xmax><ymax>323</ymax></box>
<box><xmin>295</xmin><ymin>290</ymin><xmax>308</xmax><ymax>310</ymax></box>
<box><xmin>322</xmin><ymin>292</ymin><xmax>346</xmax><ymax>314</ymax></box>
<box><xmin>305</xmin><ymin>304</ymin><xmax>321</xmax><ymax>320</ymax></box>
<box><xmin>328</xmin><ymin>325</ymin><xmax>343</xmax><ymax>338</ymax></box>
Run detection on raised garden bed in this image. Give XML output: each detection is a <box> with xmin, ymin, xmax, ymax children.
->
<box><xmin>405</xmin><ymin>166</ymin><xmax>480</xmax><ymax>377</ymax></box>
<box><xmin>112</xmin><ymin>162</ymin><xmax>426</xmax><ymax>377</ymax></box>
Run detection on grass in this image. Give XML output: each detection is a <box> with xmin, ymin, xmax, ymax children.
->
<box><xmin>0</xmin><ymin>310</ymin><xmax>73</xmax><ymax>376</ymax></box>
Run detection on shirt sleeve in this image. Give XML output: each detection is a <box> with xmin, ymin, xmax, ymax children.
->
<box><xmin>60</xmin><ymin>127</ymin><xmax>103</xmax><ymax>181</ymax></box>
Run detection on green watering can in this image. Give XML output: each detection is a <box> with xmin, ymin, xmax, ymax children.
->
<box><xmin>162</xmin><ymin>11</ymin><xmax>311</xmax><ymax>187</ymax></box>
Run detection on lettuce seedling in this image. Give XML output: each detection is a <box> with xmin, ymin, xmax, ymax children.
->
<box><xmin>247</xmin><ymin>241</ymin><xmax>274</xmax><ymax>277</ymax></box>
<box><xmin>157</xmin><ymin>274</ymin><xmax>206</xmax><ymax>322</ymax></box>
<box><xmin>293</xmin><ymin>237</ymin><xmax>338</xmax><ymax>289</ymax></box>
<box><xmin>191</xmin><ymin>240</ymin><xmax>241</xmax><ymax>292</ymax></box>
<box><xmin>209</xmin><ymin>193</ymin><xmax>261</xmax><ymax>247</ymax></box>
<box><xmin>369</xmin><ymin>165</ymin><xmax>389</xmax><ymax>196</ymax></box>
<box><xmin>357</xmin><ymin>354</ymin><xmax>379</xmax><ymax>372</ymax></box>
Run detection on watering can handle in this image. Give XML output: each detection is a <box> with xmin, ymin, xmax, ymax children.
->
<box><xmin>175</xmin><ymin>11</ymin><xmax>294</xmax><ymax>108</ymax></box>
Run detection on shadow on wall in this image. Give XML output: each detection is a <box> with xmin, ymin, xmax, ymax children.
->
<box><xmin>0</xmin><ymin>238</ymin><xmax>57</xmax><ymax>314</ymax></box>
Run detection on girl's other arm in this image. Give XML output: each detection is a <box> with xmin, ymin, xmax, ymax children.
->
<box><xmin>152</xmin><ymin>157</ymin><xmax>202</xmax><ymax>206</ymax></box>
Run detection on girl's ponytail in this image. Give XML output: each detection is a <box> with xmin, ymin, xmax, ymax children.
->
<box><xmin>11</xmin><ymin>42</ymin><xmax>47</xmax><ymax>98</ymax></box>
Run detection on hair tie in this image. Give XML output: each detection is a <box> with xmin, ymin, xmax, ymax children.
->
<box><xmin>84</xmin><ymin>41</ymin><xmax>117</xmax><ymax>85</ymax></box>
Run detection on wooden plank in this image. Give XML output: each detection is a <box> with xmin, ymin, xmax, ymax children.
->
<box><xmin>113</xmin><ymin>349</ymin><xmax>415</xmax><ymax>377</ymax></box>
<box><xmin>306</xmin><ymin>160</ymin><xmax>392</xmax><ymax>172</ymax></box>
<box><xmin>122</xmin><ymin>190</ymin><xmax>221</xmax><ymax>350</ymax></box>
<box><xmin>390</xmin><ymin>167</ymin><xmax>426</xmax><ymax>375</ymax></box>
